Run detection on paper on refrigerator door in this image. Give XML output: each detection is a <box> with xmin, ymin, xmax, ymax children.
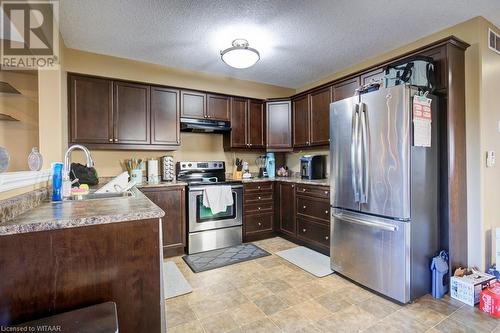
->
<box><xmin>412</xmin><ymin>95</ymin><xmax>432</xmax><ymax>147</ymax></box>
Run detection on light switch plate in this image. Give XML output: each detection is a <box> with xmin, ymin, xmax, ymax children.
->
<box><xmin>486</xmin><ymin>151</ymin><xmax>496</xmax><ymax>168</ymax></box>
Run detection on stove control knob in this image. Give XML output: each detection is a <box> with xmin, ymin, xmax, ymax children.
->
<box><xmin>182</xmin><ymin>164</ymin><xmax>186</xmax><ymax>168</ymax></box>
<box><xmin>188</xmin><ymin>163</ymin><xmax>192</xmax><ymax>167</ymax></box>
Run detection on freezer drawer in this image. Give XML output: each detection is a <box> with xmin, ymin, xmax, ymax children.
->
<box><xmin>330</xmin><ymin>209</ymin><xmax>410</xmax><ymax>303</ymax></box>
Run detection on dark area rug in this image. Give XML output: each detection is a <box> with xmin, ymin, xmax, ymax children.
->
<box><xmin>183</xmin><ymin>243</ymin><xmax>270</xmax><ymax>273</ymax></box>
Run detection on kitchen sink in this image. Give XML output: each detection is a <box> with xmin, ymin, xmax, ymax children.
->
<box><xmin>62</xmin><ymin>190</ymin><xmax>135</xmax><ymax>201</ymax></box>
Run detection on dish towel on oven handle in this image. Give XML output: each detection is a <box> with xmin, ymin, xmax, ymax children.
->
<box><xmin>202</xmin><ymin>185</ymin><xmax>234</xmax><ymax>214</ymax></box>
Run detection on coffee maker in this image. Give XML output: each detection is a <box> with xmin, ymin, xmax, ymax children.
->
<box><xmin>300</xmin><ymin>155</ymin><xmax>326</xmax><ymax>179</ymax></box>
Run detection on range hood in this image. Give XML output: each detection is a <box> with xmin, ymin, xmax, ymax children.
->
<box><xmin>180</xmin><ymin>117</ymin><xmax>231</xmax><ymax>133</ymax></box>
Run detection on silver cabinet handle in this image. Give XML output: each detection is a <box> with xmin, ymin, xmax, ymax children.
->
<box><xmin>108</xmin><ymin>138</ymin><xmax>113</xmax><ymax>142</ymax></box>
<box><xmin>302</xmin><ymin>228</ymin><xmax>307</xmax><ymax>233</ymax></box>
<box><xmin>325</xmin><ymin>210</ymin><xmax>329</xmax><ymax>214</ymax></box>
<box><xmin>258</xmin><ymin>196</ymin><xmax>261</xmax><ymax>200</ymax></box>
<box><xmin>258</xmin><ymin>207</ymin><xmax>261</xmax><ymax>210</ymax></box>
<box><xmin>114</xmin><ymin>139</ymin><xmax>118</xmax><ymax>142</ymax></box>
<box><xmin>302</xmin><ymin>188</ymin><xmax>306</xmax><ymax>192</ymax></box>
<box><xmin>257</xmin><ymin>186</ymin><xmax>261</xmax><ymax>189</ymax></box>
<box><xmin>324</xmin><ymin>191</ymin><xmax>328</xmax><ymax>195</ymax></box>
<box><xmin>291</xmin><ymin>185</ymin><xmax>295</xmax><ymax>188</ymax></box>
<box><xmin>258</xmin><ymin>222</ymin><xmax>262</xmax><ymax>226</ymax></box>
<box><xmin>325</xmin><ymin>236</ymin><xmax>329</xmax><ymax>240</ymax></box>
<box><xmin>303</xmin><ymin>205</ymin><xmax>307</xmax><ymax>209</ymax></box>
<box><xmin>332</xmin><ymin>213</ymin><xmax>397</xmax><ymax>232</ymax></box>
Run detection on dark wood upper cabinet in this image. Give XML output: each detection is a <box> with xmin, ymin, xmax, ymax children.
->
<box><xmin>332</xmin><ymin>77</ymin><xmax>360</xmax><ymax>102</ymax></box>
<box><xmin>248</xmin><ymin>99</ymin><xmax>265</xmax><ymax>148</ymax></box>
<box><xmin>181</xmin><ymin>90</ymin><xmax>206</xmax><ymax>119</ymax></box>
<box><xmin>69</xmin><ymin>75</ymin><xmax>113</xmax><ymax>144</ymax></box>
<box><xmin>279</xmin><ymin>182</ymin><xmax>296</xmax><ymax>237</ymax></box>
<box><xmin>292</xmin><ymin>95</ymin><xmax>310</xmax><ymax>147</ymax></box>
<box><xmin>229</xmin><ymin>97</ymin><xmax>248</xmax><ymax>148</ymax></box>
<box><xmin>150</xmin><ymin>86</ymin><xmax>180</xmax><ymax>146</ymax></box>
<box><xmin>310</xmin><ymin>86</ymin><xmax>332</xmax><ymax>145</ymax></box>
<box><xmin>360</xmin><ymin>68</ymin><xmax>385</xmax><ymax>86</ymax></box>
<box><xmin>266</xmin><ymin>100</ymin><xmax>292</xmax><ymax>151</ymax></box>
<box><xmin>141</xmin><ymin>186</ymin><xmax>186</xmax><ymax>258</ymax></box>
<box><xmin>113</xmin><ymin>81</ymin><xmax>150</xmax><ymax>144</ymax></box>
<box><xmin>207</xmin><ymin>94</ymin><xmax>230</xmax><ymax>121</ymax></box>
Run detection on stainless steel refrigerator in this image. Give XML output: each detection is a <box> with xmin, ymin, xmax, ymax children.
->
<box><xmin>329</xmin><ymin>84</ymin><xmax>439</xmax><ymax>303</ymax></box>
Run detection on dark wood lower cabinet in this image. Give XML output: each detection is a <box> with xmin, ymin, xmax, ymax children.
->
<box><xmin>244</xmin><ymin>181</ymin><xmax>330</xmax><ymax>254</ymax></box>
<box><xmin>243</xmin><ymin>182</ymin><xmax>275</xmax><ymax>241</ymax></box>
<box><xmin>0</xmin><ymin>219</ymin><xmax>164</xmax><ymax>333</ymax></box>
<box><xmin>140</xmin><ymin>186</ymin><xmax>186</xmax><ymax>258</ymax></box>
<box><xmin>278</xmin><ymin>182</ymin><xmax>296</xmax><ymax>237</ymax></box>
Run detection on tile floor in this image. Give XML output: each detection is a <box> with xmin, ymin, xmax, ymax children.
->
<box><xmin>166</xmin><ymin>237</ymin><xmax>499</xmax><ymax>332</ymax></box>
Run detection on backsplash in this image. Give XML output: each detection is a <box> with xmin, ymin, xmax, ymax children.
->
<box><xmin>285</xmin><ymin>149</ymin><xmax>330</xmax><ymax>175</ymax></box>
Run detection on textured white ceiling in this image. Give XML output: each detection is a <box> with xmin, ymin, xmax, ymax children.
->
<box><xmin>59</xmin><ymin>0</ymin><xmax>500</xmax><ymax>89</ymax></box>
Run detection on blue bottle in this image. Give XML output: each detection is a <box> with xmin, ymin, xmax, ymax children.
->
<box><xmin>266</xmin><ymin>153</ymin><xmax>275</xmax><ymax>178</ymax></box>
<box><xmin>52</xmin><ymin>162</ymin><xmax>63</xmax><ymax>201</ymax></box>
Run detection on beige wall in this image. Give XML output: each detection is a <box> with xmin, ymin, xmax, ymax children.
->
<box><xmin>0</xmin><ymin>70</ymin><xmax>38</xmax><ymax>171</ymax></box>
<box><xmin>479</xmin><ymin>20</ymin><xmax>500</xmax><ymax>266</ymax></box>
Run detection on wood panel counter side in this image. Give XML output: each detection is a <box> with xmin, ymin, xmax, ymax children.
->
<box><xmin>0</xmin><ymin>219</ymin><xmax>164</xmax><ymax>333</ymax></box>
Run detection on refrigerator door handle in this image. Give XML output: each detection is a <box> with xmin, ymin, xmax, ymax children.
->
<box><xmin>332</xmin><ymin>212</ymin><xmax>397</xmax><ymax>232</ymax></box>
<box><xmin>351</xmin><ymin>103</ymin><xmax>360</xmax><ymax>202</ymax></box>
<box><xmin>360</xmin><ymin>103</ymin><xmax>369</xmax><ymax>203</ymax></box>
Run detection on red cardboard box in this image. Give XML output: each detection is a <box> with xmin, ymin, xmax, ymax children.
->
<box><xmin>480</xmin><ymin>281</ymin><xmax>500</xmax><ymax>317</ymax></box>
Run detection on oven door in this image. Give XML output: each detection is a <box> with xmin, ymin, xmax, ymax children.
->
<box><xmin>188</xmin><ymin>185</ymin><xmax>243</xmax><ymax>233</ymax></box>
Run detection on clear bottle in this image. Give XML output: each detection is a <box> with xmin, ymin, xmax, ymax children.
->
<box><xmin>28</xmin><ymin>147</ymin><xmax>43</xmax><ymax>171</ymax></box>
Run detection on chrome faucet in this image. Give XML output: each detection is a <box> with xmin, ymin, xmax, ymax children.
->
<box><xmin>62</xmin><ymin>144</ymin><xmax>94</xmax><ymax>197</ymax></box>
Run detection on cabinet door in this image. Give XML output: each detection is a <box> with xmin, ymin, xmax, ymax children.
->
<box><xmin>141</xmin><ymin>187</ymin><xmax>186</xmax><ymax>257</ymax></box>
<box><xmin>279</xmin><ymin>183</ymin><xmax>296</xmax><ymax>237</ymax></box>
<box><xmin>113</xmin><ymin>81</ymin><xmax>150</xmax><ymax>144</ymax></box>
<box><xmin>230</xmin><ymin>97</ymin><xmax>248</xmax><ymax>148</ymax></box>
<box><xmin>151</xmin><ymin>86</ymin><xmax>180</xmax><ymax>146</ymax></box>
<box><xmin>69</xmin><ymin>75</ymin><xmax>113</xmax><ymax>144</ymax></box>
<box><xmin>332</xmin><ymin>77</ymin><xmax>360</xmax><ymax>102</ymax></box>
<box><xmin>248</xmin><ymin>99</ymin><xmax>265</xmax><ymax>148</ymax></box>
<box><xmin>207</xmin><ymin>94</ymin><xmax>230</xmax><ymax>121</ymax></box>
<box><xmin>181</xmin><ymin>90</ymin><xmax>206</xmax><ymax>119</ymax></box>
<box><xmin>266</xmin><ymin>101</ymin><xmax>292</xmax><ymax>150</ymax></box>
<box><xmin>310</xmin><ymin>86</ymin><xmax>332</xmax><ymax>146</ymax></box>
<box><xmin>360</xmin><ymin>68</ymin><xmax>385</xmax><ymax>86</ymax></box>
<box><xmin>292</xmin><ymin>95</ymin><xmax>310</xmax><ymax>147</ymax></box>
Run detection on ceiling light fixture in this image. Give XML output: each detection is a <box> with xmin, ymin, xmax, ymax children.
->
<box><xmin>220</xmin><ymin>39</ymin><xmax>260</xmax><ymax>69</ymax></box>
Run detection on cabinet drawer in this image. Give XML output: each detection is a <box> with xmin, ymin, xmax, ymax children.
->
<box><xmin>245</xmin><ymin>213</ymin><xmax>273</xmax><ymax>234</ymax></box>
<box><xmin>244</xmin><ymin>182</ymin><xmax>274</xmax><ymax>193</ymax></box>
<box><xmin>297</xmin><ymin>218</ymin><xmax>330</xmax><ymax>249</ymax></box>
<box><xmin>245</xmin><ymin>202</ymin><xmax>274</xmax><ymax>215</ymax></box>
<box><xmin>245</xmin><ymin>192</ymin><xmax>274</xmax><ymax>204</ymax></box>
<box><xmin>295</xmin><ymin>185</ymin><xmax>329</xmax><ymax>199</ymax></box>
<box><xmin>296</xmin><ymin>196</ymin><xmax>330</xmax><ymax>224</ymax></box>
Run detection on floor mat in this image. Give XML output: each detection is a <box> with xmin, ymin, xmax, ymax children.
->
<box><xmin>183</xmin><ymin>243</ymin><xmax>270</xmax><ymax>273</ymax></box>
<box><xmin>164</xmin><ymin>261</ymin><xmax>192</xmax><ymax>299</ymax></box>
<box><xmin>276</xmin><ymin>246</ymin><xmax>333</xmax><ymax>277</ymax></box>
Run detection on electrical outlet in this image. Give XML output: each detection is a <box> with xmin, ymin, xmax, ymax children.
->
<box><xmin>486</xmin><ymin>151</ymin><xmax>496</xmax><ymax>168</ymax></box>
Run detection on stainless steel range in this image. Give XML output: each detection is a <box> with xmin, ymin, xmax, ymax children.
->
<box><xmin>176</xmin><ymin>161</ymin><xmax>243</xmax><ymax>254</ymax></box>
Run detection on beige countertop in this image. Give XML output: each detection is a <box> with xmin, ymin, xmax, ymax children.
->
<box><xmin>0</xmin><ymin>187</ymin><xmax>164</xmax><ymax>236</ymax></box>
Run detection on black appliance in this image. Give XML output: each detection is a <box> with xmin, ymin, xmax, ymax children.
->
<box><xmin>300</xmin><ymin>155</ymin><xmax>326</xmax><ymax>180</ymax></box>
<box><xmin>180</xmin><ymin>117</ymin><xmax>231</xmax><ymax>133</ymax></box>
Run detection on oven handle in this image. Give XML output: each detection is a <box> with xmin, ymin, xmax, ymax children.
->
<box><xmin>188</xmin><ymin>184</ymin><xmax>243</xmax><ymax>192</ymax></box>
